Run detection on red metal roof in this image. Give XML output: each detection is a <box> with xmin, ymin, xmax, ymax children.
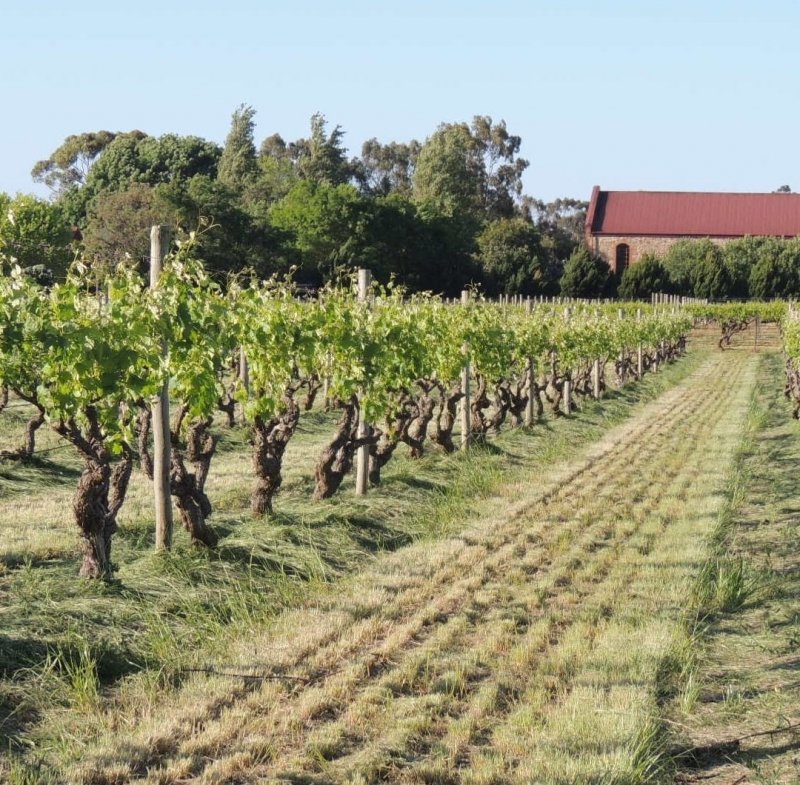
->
<box><xmin>586</xmin><ymin>186</ymin><xmax>800</xmax><ymax>237</ymax></box>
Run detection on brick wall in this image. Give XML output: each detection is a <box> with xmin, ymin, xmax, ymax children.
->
<box><xmin>587</xmin><ymin>235</ymin><xmax>731</xmax><ymax>273</ymax></box>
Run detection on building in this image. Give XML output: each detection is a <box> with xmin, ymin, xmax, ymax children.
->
<box><xmin>585</xmin><ymin>186</ymin><xmax>800</xmax><ymax>274</ymax></box>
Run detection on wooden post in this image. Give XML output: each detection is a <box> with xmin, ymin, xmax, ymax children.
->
<box><xmin>355</xmin><ymin>269</ymin><xmax>372</xmax><ymax>495</ymax></box>
<box><xmin>524</xmin><ymin>298</ymin><xmax>536</xmax><ymax>426</ymax></box>
<box><xmin>563</xmin><ymin>378</ymin><xmax>572</xmax><ymax>415</ymax></box>
<box><xmin>636</xmin><ymin>308</ymin><xmax>644</xmax><ymax>379</ymax></box>
<box><xmin>754</xmin><ymin>315</ymin><xmax>760</xmax><ymax>351</ymax></box>
<box><xmin>460</xmin><ymin>290</ymin><xmax>471</xmax><ymax>450</ymax></box>
<box><xmin>239</xmin><ymin>346</ymin><xmax>249</xmax><ymax>425</ymax></box>
<box><xmin>150</xmin><ymin>225</ymin><xmax>173</xmax><ymax>551</ymax></box>
<box><xmin>592</xmin><ymin>358</ymin><xmax>601</xmax><ymax>399</ymax></box>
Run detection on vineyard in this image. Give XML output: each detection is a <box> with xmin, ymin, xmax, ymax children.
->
<box><xmin>0</xmin><ymin>256</ymin><xmax>798</xmax><ymax>784</ymax></box>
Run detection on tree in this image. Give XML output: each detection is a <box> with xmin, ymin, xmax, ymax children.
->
<box><xmin>296</xmin><ymin>113</ymin><xmax>352</xmax><ymax>186</ymax></box>
<box><xmin>618</xmin><ymin>254</ymin><xmax>670</xmax><ymax>299</ymax></box>
<box><xmin>749</xmin><ymin>238</ymin><xmax>800</xmax><ymax>298</ymax></box>
<box><xmin>413</xmin><ymin>117</ymin><xmax>527</xmax><ymax>225</ymax></box>
<box><xmin>559</xmin><ymin>246</ymin><xmax>611</xmax><ymax>298</ymax></box>
<box><xmin>268</xmin><ymin>180</ymin><xmax>374</xmax><ymax>283</ymax></box>
<box><xmin>525</xmin><ymin>197</ymin><xmax>588</xmax><ymax>261</ymax></box>
<box><xmin>64</xmin><ymin>132</ymin><xmax>222</xmax><ymax>226</ymax></box>
<box><xmin>158</xmin><ymin>174</ymin><xmax>280</xmax><ymax>277</ymax></box>
<box><xmin>0</xmin><ymin>194</ymin><xmax>73</xmax><ymax>276</ymax></box>
<box><xmin>663</xmin><ymin>238</ymin><xmax>730</xmax><ymax>296</ymax></box>
<box><xmin>82</xmin><ymin>183</ymin><xmax>174</xmax><ymax>268</ymax></box>
<box><xmin>218</xmin><ymin>104</ymin><xmax>258</xmax><ymax>189</ymax></box>
<box><xmin>354</xmin><ymin>138</ymin><xmax>421</xmax><ymax>197</ymax></box>
<box><xmin>689</xmin><ymin>241</ymin><xmax>731</xmax><ymax>299</ymax></box>
<box><xmin>475</xmin><ymin>218</ymin><xmax>558</xmax><ymax>296</ymax></box>
<box><xmin>469</xmin><ymin>115</ymin><xmax>528</xmax><ymax>219</ymax></box>
<box><xmin>31</xmin><ymin>131</ymin><xmax>118</xmax><ymax>194</ymax></box>
<box><xmin>413</xmin><ymin>123</ymin><xmax>486</xmax><ymax>220</ymax></box>
<box><xmin>722</xmin><ymin>236</ymin><xmax>776</xmax><ymax>298</ymax></box>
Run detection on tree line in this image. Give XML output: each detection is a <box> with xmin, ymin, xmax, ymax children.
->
<box><xmin>584</xmin><ymin>237</ymin><xmax>800</xmax><ymax>301</ymax></box>
<box><xmin>0</xmin><ymin>108</ymin><xmax>588</xmax><ymax>296</ymax></box>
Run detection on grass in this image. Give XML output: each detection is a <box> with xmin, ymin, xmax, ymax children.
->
<box><xmin>0</xmin><ymin>321</ymin><xmax>785</xmax><ymax>784</ymax></box>
<box><xmin>7</xmin><ymin>339</ymin><xmax>766</xmax><ymax>784</ymax></box>
<box><xmin>662</xmin><ymin>350</ymin><xmax>800</xmax><ymax>783</ymax></box>
<box><xmin>0</xmin><ymin>345</ymin><xmax>710</xmax><ymax>781</ymax></box>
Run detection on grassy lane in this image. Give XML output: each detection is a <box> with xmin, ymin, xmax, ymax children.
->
<box><xmin>668</xmin><ymin>351</ymin><xmax>800</xmax><ymax>785</ymax></box>
<box><xmin>52</xmin><ymin>346</ymin><xmax>765</xmax><ymax>785</ymax></box>
<box><xmin>1</xmin><ymin>350</ymin><xmax>706</xmax><ymax>782</ymax></box>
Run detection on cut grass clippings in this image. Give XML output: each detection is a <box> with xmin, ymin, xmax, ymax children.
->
<box><xmin>663</xmin><ymin>351</ymin><xmax>800</xmax><ymax>784</ymax></box>
<box><xmin>0</xmin><ymin>348</ymin><xmax>706</xmax><ymax>780</ymax></box>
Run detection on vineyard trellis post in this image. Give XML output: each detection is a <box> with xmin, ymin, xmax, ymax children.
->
<box><xmin>592</xmin><ymin>358</ymin><xmax>601</xmax><ymax>400</ymax></box>
<box><xmin>636</xmin><ymin>308</ymin><xmax>644</xmax><ymax>378</ymax></box>
<box><xmin>563</xmin><ymin>307</ymin><xmax>572</xmax><ymax>416</ymax></box>
<box><xmin>355</xmin><ymin>268</ymin><xmax>372</xmax><ymax>495</ymax></box>
<box><xmin>150</xmin><ymin>225</ymin><xmax>174</xmax><ymax>551</ymax></box>
<box><xmin>524</xmin><ymin>298</ymin><xmax>537</xmax><ymax>427</ymax></box>
<box><xmin>460</xmin><ymin>290</ymin><xmax>471</xmax><ymax>449</ymax></box>
<box><xmin>239</xmin><ymin>346</ymin><xmax>249</xmax><ymax>425</ymax></box>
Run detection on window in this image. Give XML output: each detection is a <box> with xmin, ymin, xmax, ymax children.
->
<box><xmin>615</xmin><ymin>243</ymin><xmax>630</xmax><ymax>274</ymax></box>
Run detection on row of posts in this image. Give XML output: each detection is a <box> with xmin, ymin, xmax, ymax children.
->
<box><xmin>300</xmin><ymin>277</ymin><xmax>652</xmax><ymax>499</ymax></box>
<box><xmin>150</xmin><ymin>249</ymin><xmax>658</xmax><ymax>522</ymax></box>
<box><xmin>651</xmin><ymin>293</ymin><xmax>707</xmax><ymax>305</ymax></box>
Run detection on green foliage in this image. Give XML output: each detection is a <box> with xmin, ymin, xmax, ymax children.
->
<box><xmin>559</xmin><ymin>246</ymin><xmax>611</xmax><ymax>298</ymax></box>
<box><xmin>691</xmin><ymin>242</ymin><xmax>731</xmax><ymax>299</ymax></box>
<box><xmin>0</xmin><ymin>194</ymin><xmax>73</xmax><ymax>277</ymax></box>
<box><xmin>157</xmin><ymin>175</ymin><xmax>278</xmax><ymax>277</ymax></box>
<box><xmin>295</xmin><ymin>113</ymin><xmax>352</xmax><ymax>186</ymax></box>
<box><xmin>618</xmin><ymin>254</ymin><xmax>671</xmax><ymax>299</ymax></box>
<box><xmin>413</xmin><ymin>122</ymin><xmax>485</xmax><ymax>220</ymax></box>
<box><xmin>218</xmin><ymin>104</ymin><xmax>258</xmax><ymax>190</ymax></box>
<box><xmin>0</xmin><ymin>263</ymin><xmax>162</xmax><ymax>449</ymax></box>
<box><xmin>65</xmin><ymin>132</ymin><xmax>222</xmax><ymax>226</ymax></box>
<box><xmin>527</xmin><ymin>197</ymin><xmax>588</xmax><ymax>262</ymax></box>
<box><xmin>413</xmin><ymin>116</ymin><xmax>527</xmax><ymax>223</ymax></box>
<box><xmin>663</xmin><ymin>239</ymin><xmax>732</xmax><ymax>299</ymax></box>
<box><xmin>155</xmin><ymin>248</ymin><xmax>237</xmax><ymax>420</ymax></box>
<box><xmin>475</xmin><ymin>217</ymin><xmax>558</xmax><ymax>296</ymax></box>
<box><xmin>268</xmin><ymin>181</ymin><xmax>374</xmax><ymax>283</ymax></box>
<box><xmin>82</xmin><ymin>183</ymin><xmax>175</xmax><ymax>268</ymax></box>
<box><xmin>31</xmin><ymin>131</ymin><xmax>117</xmax><ymax>194</ymax></box>
<box><xmin>749</xmin><ymin>237</ymin><xmax>800</xmax><ymax>299</ymax></box>
<box><xmin>354</xmin><ymin>138</ymin><xmax>420</xmax><ymax>197</ymax></box>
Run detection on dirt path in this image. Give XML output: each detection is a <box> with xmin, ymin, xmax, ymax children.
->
<box><xmin>74</xmin><ymin>347</ymin><xmax>763</xmax><ymax>785</ymax></box>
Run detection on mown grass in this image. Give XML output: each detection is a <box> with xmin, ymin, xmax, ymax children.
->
<box><xmin>661</xmin><ymin>351</ymin><xmax>800</xmax><ymax>783</ymax></box>
<box><xmin>33</xmin><ymin>346</ymin><xmax>763</xmax><ymax>785</ymax></box>
<box><xmin>0</xmin><ymin>349</ymin><xmax>707</xmax><ymax>780</ymax></box>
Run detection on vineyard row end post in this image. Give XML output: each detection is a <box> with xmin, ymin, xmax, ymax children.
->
<box><xmin>150</xmin><ymin>225</ymin><xmax>174</xmax><ymax>551</ymax></box>
<box><xmin>460</xmin><ymin>290</ymin><xmax>471</xmax><ymax>450</ymax></box>
<box><xmin>355</xmin><ymin>268</ymin><xmax>372</xmax><ymax>496</ymax></box>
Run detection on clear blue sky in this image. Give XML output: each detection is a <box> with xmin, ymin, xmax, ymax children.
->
<box><xmin>1</xmin><ymin>0</ymin><xmax>797</xmax><ymax>202</ymax></box>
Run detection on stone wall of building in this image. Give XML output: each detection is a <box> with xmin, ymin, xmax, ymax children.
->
<box><xmin>587</xmin><ymin>234</ymin><xmax>731</xmax><ymax>273</ymax></box>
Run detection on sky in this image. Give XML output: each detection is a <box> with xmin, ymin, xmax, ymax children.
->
<box><xmin>1</xmin><ymin>0</ymin><xmax>797</xmax><ymax>202</ymax></box>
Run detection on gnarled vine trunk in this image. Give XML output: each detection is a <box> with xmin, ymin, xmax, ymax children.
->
<box><xmin>402</xmin><ymin>382</ymin><xmax>436</xmax><ymax>458</ymax></box>
<box><xmin>313</xmin><ymin>396</ymin><xmax>377</xmax><ymax>499</ymax></box>
<box><xmin>251</xmin><ymin>397</ymin><xmax>300</xmax><ymax>516</ymax></box>
<box><xmin>0</xmin><ymin>390</ymin><xmax>45</xmax><ymax>462</ymax></box>
<box><xmin>430</xmin><ymin>382</ymin><xmax>464</xmax><ymax>453</ymax></box>
<box><xmin>54</xmin><ymin>410</ymin><xmax>133</xmax><ymax>580</ymax></box>
<box><xmin>138</xmin><ymin>408</ymin><xmax>219</xmax><ymax>547</ymax></box>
